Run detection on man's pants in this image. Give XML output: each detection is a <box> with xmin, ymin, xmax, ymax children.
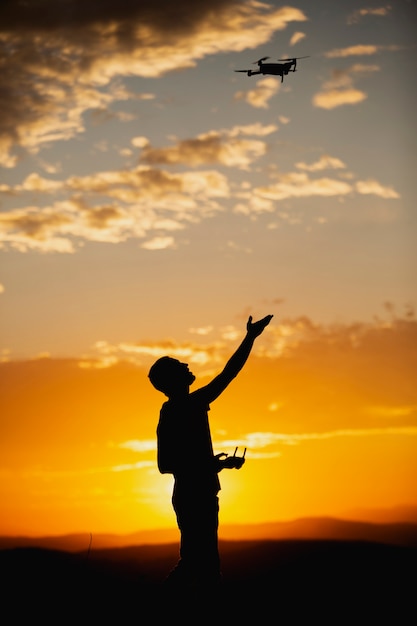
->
<box><xmin>167</xmin><ymin>491</ymin><xmax>221</xmax><ymax>585</ymax></box>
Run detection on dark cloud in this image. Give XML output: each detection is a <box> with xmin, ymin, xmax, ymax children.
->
<box><xmin>0</xmin><ymin>208</ymin><xmax>72</xmax><ymax>240</ymax></box>
<box><xmin>140</xmin><ymin>133</ymin><xmax>266</xmax><ymax>167</ymax></box>
<box><xmin>0</xmin><ymin>1</ymin><xmax>307</xmax><ymax>166</ymax></box>
<box><xmin>0</xmin><ymin>0</ymin><xmax>242</xmax><ymax>33</ymax></box>
<box><xmin>83</xmin><ymin>205</ymin><xmax>125</xmax><ymax>229</ymax></box>
<box><xmin>1</xmin><ymin>0</ymin><xmax>242</xmax><ymax>165</ymax></box>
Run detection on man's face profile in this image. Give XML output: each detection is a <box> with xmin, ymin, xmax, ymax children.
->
<box><xmin>149</xmin><ymin>356</ymin><xmax>195</xmax><ymax>395</ymax></box>
<box><xmin>167</xmin><ymin>358</ymin><xmax>196</xmax><ymax>387</ymax></box>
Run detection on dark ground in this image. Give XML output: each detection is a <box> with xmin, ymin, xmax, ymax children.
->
<box><xmin>1</xmin><ymin>539</ymin><xmax>415</xmax><ymax>623</ymax></box>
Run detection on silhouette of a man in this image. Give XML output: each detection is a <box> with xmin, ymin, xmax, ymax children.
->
<box><xmin>148</xmin><ymin>314</ymin><xmax>273</xmax><ymax>589</ymax></box>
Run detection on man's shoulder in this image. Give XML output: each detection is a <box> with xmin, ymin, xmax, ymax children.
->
<box><xmin>190</xmin><ymin>388</ymin><xmax>211</xmax><ymax>409</ymax></box>
<box><xmin>160</xmin><ymin>393</ymin><xmax>210</xmax><ymax>412</ymax></box>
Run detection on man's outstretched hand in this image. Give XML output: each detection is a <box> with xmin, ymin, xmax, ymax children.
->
<box><xmin>247</xmin><ymin>314</ymin><xmax>273</xmax><ymax>338</ymax></box>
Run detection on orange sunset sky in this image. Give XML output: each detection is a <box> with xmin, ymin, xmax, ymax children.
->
<box><xmin>1</xmin><ymin>0</ymin><xmax>416</xmax><ymax>539</ymax></box>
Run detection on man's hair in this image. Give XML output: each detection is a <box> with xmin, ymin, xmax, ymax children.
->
<box><xmin>148</xmin><ymin>356</ymin><xmax>174</xmax><ymax>394</ymax></box>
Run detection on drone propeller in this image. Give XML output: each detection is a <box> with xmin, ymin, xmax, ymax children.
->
<box><xmin>277</xmin><ymin>56</ymin><xmax>310</xmax><ymax>61</ymax></box>
<box><xmin>253</xmin><ymin>56</ymin><xmax>270</xmax><ymax>65</ymax></box>
<box><xmin>234</xmin><ymin>70</ymin><xmax>250</xmax><ymax>72</ymax></box>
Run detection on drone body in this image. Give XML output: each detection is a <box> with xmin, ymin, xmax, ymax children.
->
<box><xmin>235</xmin><ymin>56</ymin><xmax>309</xmax><ymax>82</ymax></box>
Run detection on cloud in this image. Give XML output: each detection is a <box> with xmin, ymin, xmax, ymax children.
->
<box><xmin>324</xmin><ymin>44</ymin><xmax>400</xmax><ymax>58</ymax></box>
<box><xmin>131</xmin><ymin>136</ymin><xmax>150</xmax><ymax>148</ymax></box>
<box><xmin>72</xmin><ymin>306</ymin><xmax>417</xmax><ymax>454</ymax></box>
<box><xmin>355</xmin><ymin>179</ymin><xmax>400</xmax><ymax>199</ymax></box>
<box><xmin>189</xmin><ymin>326</ymin><xmax>214</xmax><ymax>336</ymax></box>
<box><xmin>220</xmin><ymin>426</ymin><xmax>417</xmax><ymax>453</ymax></box>
<box><xmin>12</xmin><ymin>460</ymin><xmax>155</xmax><ymax>478</ymax></box>
<box><xmin>20</xmin><ymin>173</ymin><xmax>62</xmax><ymax>193</ymax></box>
<box><xmin>312</xmin><ymin>63</ymin><xmax>386</xmax><ymax>110</ymax></box>
<box><xmin>0</xmin><ymin>206</ymin><xmax>77</xmax><ymax>253</ymax></box>
<box><xmin>253</xmin><ymin>172</ymin><xmax>353</xmax><ymax>202</ymax></box>
<box><xmin>1</xmin><ymin>153</ymin><xmax>400</xmax><ymax>252</ymax></box>
<box><xmin>313</xmin><ymin>88</ymin><xmax>367</xmax><ymax>109</ymax></box>
<box><xmin>110</xmin><ymin>461</ymin><xmax>154</xmax><ymax>473</ymax></box>
<box><xmin>0</xmin><ymin>165</ymin><xmax>231</xmax><ymax>252</ymax></box>
<box><xmin>0</xmin><ymin>111</ymin><xmax>400</xmax><ymax>253</ymax></box>
<box><xmin>234</xmin><ymin>77</ymin><xmax>281</xmax><ymax>108</ymax></box>
<box><xmin>140</xmin><ymin>236</ymin><xmax>176</xmax><ymax>250</ymax></box>
<box><xmin>83</xmin><ymin>307</ymin><xmax>417</xmax><ymax>377</ymax></box>
<box><xmin>226</xmin><ymin>123</ymin><xmax>279</xmax><ymax>137</ymax></box>
<box><xmin>24</xmin><ymin>422</ymin><xmax>417</xmax><ymax>472</ymax></box>
<box><xmin>117</xmin><ymin>423</ymin><xmax>417</xmax><ymax>463</ymax></box>
<box><xmin>295</xmin><ymin>155</ymin><xmax>346</xmax><ymax>172</ymax></box>
<box><xmin>118</xmin><ymin>439</ymin><xmax>156</xmax><ymax>453</ymax></box>
<box><xmin>312</xmin><ymin>64</ymin><xmax>380</xmax><ymax>110</ymax></box>
<box><xmin>347</xmin><ymin>6</ymin><xmax>392</xmax><ymax>24</ymax></box>
<box><xmin>289</xmin><ymin>31</ymin><xmax>306</xmax><ymax>46</ymax></box>
<box><xmin>363</xmin><ymin>405</ymin><xmax>417</xmax><ymax>418</ymax></box>
<box><xmin>2</xmin><ymin>307</ymin><xmax>416</xmax><ymax>460</ymax></box>
<box><xmin>0</xmin><ymin>1</ymin><xmax>307</xmax><ymax>166</ymax></box>
<box><xmin>87</xmin><ymin>338</ymin><xmax>225</xmax><ymax>368</ymax></box>
<box><xmin>140</xmin><ymin>130</ymin><xmax>269</xmax><ymax>168</ymax></box>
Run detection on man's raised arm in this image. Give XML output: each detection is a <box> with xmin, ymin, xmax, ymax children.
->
<box><xmin>198</xmin><ymin>314</ymin><xmax>273</xmax><ymax>403</ymax></box>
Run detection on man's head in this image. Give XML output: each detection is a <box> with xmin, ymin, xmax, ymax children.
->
<box><xmin>148</xmin><ymin>356</ymin><xmax>195</xmax><ymax>397</ymax></box>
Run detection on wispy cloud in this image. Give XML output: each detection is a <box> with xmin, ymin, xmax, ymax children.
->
<box><xmin>101</xmin><ymin>422</ymin><xmax>417</xmax><ymax>468</ymax></box>
<box><xmin>363</xmin><ymin>405</ymin><xmax>417</xmax><ymax>418</ymax></box>
<box><xmin>289</xmin><ymin>31</ymin><xmax>306</xmax><ymax>46</ymax></box>
<box><xmin>355</xmin><ymin>179</ymin><xmax>400</xmax><ymax>199</ymax></box>
<box><xmin>313</xmin><ymin>63</ymin><xmax>380</xmax><ymax>110</ymax></box>
<box><xmin>1</xmin><ymin>307</ymin><xmax>416</xmax><ymax>486</ymax></box>
<box><xmin>216</xmin><ymin>427</ymin><xmax>417</xmax><ymax>458</ymax></box>
<box><xmin>313</xmin><ymin>88</ymin><xmax>367</xmax><ymax>110</ymax></box>
<box><xmin>140</xmin><ymin>236</ymin><xmax>177</xmax><ymax>251</ymax></box>
<box><xmin>139</xmin><ymin>130</ymin><xmax>269</xmax><ymax>168</ymax></box>
<box><xmin>252</xmin><ymin>172</ymin><xmax>353</xmax><ymax>201</ymax></box>
<box><xmin>0</xmin><ymin>122</ymin><xmax>400</xmax><ymax>253</ymax></box>
<box><xmin>234</xmin><ymin>77</ymin><xmax>281</xmax><ymax>109</ymax></box>
<box><xmin>7</xmin><ymin>460</ymin><xmax>154</xmax><ymax>479</ymax></box>
<box><xmin>295</xmin><ymin>155</ymin><xmax>346</xmax><ymax>172</ymax></box>
<box><xmin>324</xmin><ymin>44</ymin><xmax>400</xmax><ymax>58</ymax></box>
<box><xmin>0</xmin><ymin>164</ymin><xmax>400</xmax><ymax>253</ymax></box>
<box><xmin>79</xmin><ymin>308</ymin><xmax>416</xmax><ymax>372</ymax></box>
<box><xmin>26</xmin><ymin>423</ymin><xmax>417</xmax><ymax>479</ymax></box>
<box><xmin>81</xmin><ymin>338</ymin><xmax>225</xmax><ymax>368</ymax></box>
<box><xmin>0</xmin><ymin>165</ymin><xmax>229</xmax><ymax>252</ymax></box>
<box><xmin>347</xmin><ymin>6</ymin><xmax>392</xmax><ymax>25</ymax></box>
<box><xmin>118</xmin><ymin>439</ymin><xmax>156</xmax><ymax>453</ymax></box>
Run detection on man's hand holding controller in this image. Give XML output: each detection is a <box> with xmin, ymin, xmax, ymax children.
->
<box><xmin>215</xmin><ymin>447</ymin><xmax>246</xmax><ymax>471</ymax></box>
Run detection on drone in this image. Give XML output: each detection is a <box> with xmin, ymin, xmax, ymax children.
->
<box><xmin>235</xmin><ymin>56</ymin><xmax>309</xmax><ymax>82</ymax></box>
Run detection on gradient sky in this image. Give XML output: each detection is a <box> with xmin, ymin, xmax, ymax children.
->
<box><xmin>1</xmin><ymin>0</ymin><xmax>416</xmax><ymax>538</ymax></box>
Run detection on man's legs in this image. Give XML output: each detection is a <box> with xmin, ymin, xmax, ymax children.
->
<box><xmin>167</xmin><ymin>493</ymin><xmax>221</xmax><ymax>586</ymax></box>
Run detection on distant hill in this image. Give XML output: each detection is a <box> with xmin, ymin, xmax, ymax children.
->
<box><xmin>1</xmin><ymin>516</ymin><xmax>416</xmax><ymax>552</ymax></box>
<box><xmin>221</xmin><ymin>516</ymin><xmax>417</xmax><ymax>546</ymax></box>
